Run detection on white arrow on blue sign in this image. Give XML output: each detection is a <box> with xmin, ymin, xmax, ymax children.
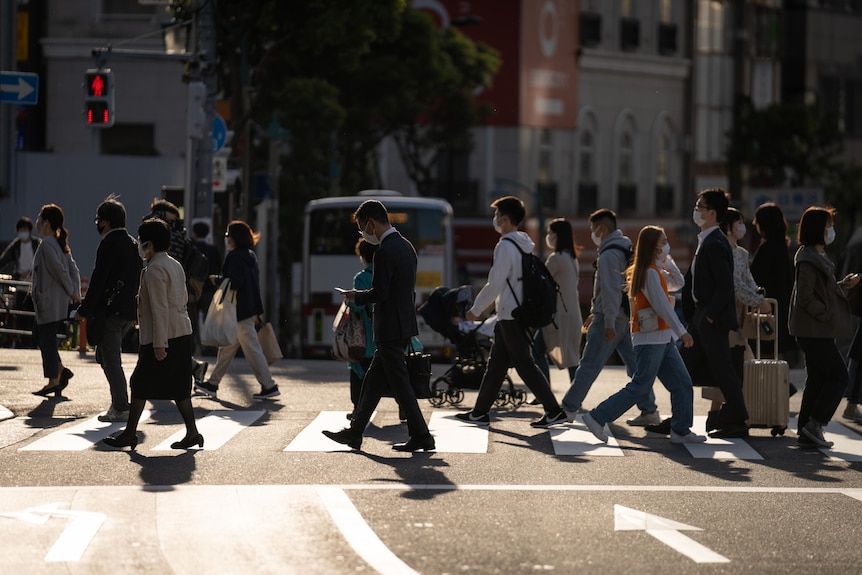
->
<box><xmin>0</xmin><ymin>71</ymin><xmax>39</xmax><ymax>105</ymax></box>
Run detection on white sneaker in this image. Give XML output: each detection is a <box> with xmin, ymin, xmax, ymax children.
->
<box><xmin>97</xmin><ymin>407</ymin><xmax>130</xmax><ymax>423</ymax></box>
<box><xmin>626</xmin><ymin>410</ymin><xmax>661</xmax><ymax>426</ymax></box>
<box><xmin>581</xmin><ymin>412</ymin><xmax>608</xmax><ymax>443</ymax></box>
<box><xmin>670</xmin><ymin>430</ymin><xmax>707</xmax><ymax>444</ymax></box>
<box><xmin>563</xmin><ymin>407</ymin><xmax>587</xmax><ymax>423</ymax></box>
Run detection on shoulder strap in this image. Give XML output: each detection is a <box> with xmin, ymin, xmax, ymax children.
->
<box><xmin>502</xmin><ymin>237</ymin><xmax>524</xmax><ymax>305</ymax></box>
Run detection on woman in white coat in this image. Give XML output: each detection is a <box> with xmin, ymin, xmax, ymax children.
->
<box><xmin>31</xmin><ymin>204</ymin><xmax>81</xmax><ymax>397</ymax></box>
<box><xmin>533</xmin><ymin>218</ymin><xmax>583</xmax><ymax>384</ymax></box>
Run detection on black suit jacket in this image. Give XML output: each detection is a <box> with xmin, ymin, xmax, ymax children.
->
<box><xmin>682</xmin><ymin>227</ymin><xmax>737</xmax><ymax>331</ymax></box>
<box><xmin>78</xmin><ymin>228</ymin><xmax>141</xmax><ymax>321</ymax></box>
<box><xmin>355</xmin><ymin>229</ymin><xmax>418</xmax><ymax>342</ymax></box>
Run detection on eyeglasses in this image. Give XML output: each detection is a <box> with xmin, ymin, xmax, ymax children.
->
<box><xmin>694</xmin><ymin>203</ymin><xmax>709</xmax><ymax>212</ymax></box>
<box><xmin>94</xmin><ymin>217</ymin><xmax>102</xmax><ymax>224</ymax></box>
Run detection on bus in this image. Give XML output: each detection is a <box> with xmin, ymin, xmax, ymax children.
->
<box><xmin>301</xmin><ymin>192</ymin><xmax>455</xmax><ymax>358</ymax></box>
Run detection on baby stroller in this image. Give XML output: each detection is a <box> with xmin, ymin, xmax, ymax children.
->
<box><xmin>418</xmin><ymin>286</ymin><xmax>528</xmax><ymax>408</ymax></box>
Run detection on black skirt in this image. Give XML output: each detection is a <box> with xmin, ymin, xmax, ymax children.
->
<box><xmin>130</xmin><ymin>334</ymin><xmax>193</xmax><ymax>400</ymax></box>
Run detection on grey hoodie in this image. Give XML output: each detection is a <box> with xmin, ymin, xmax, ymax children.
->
<box><xmin>592</xmin><ymin>229</ymin><xmax>632</xmax><ymax>320</ymax></box>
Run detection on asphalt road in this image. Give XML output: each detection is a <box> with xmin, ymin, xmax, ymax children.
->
<box><xmin>0</xmin><ymin>348</ymin><xmax>860</xmax><ymax>574</ymax></box>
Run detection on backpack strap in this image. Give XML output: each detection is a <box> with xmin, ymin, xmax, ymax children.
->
<box><xmin>502</xmin><ymin>237</ymin><xmax>524</xmax><ymax>306</ymax></box>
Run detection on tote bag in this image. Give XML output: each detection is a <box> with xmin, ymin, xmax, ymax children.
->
<box><xmin>200</xmin><ymin>279</ymin><xmax>238</xmax><ymax>347</ymax></box>
<box><xmin>332</xmin><ymin>302</ymin><xmax>366</xmax><ymax>361</ymax></box>
<box><xmin>257</xmin><ymin>322</ymin><xmax>283</xmax><ymax>364</ymax></box>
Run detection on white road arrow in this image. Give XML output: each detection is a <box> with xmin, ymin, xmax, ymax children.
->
<box><xmin>614</xmin><ymin>504</ymin><xmax>730</xmax><ymax>564</ymax></box>
<box><xmin>0</xmin><ymin>503</ymin><xmax>106</xmax><ymax>562</ymax></box>
<box><xmin>0</xmin><ymin>77</ymin><xmax>35</xmax><ymax>101</ymax></box>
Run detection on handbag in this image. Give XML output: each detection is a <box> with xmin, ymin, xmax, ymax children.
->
<box><xmin>742</xmin><ymin>305</ymin><xmax>777</xmax><ymax>341</ymax></box>
<box><xmin>405</xmin><ymin>340</ymin><xmax>432</xmax><ymax>399</ymax></box>
<box><xmin>257</xmin><ymin>322</ymin><xmax>283</xmax><ymax>364</ymax></box>
<box><xmin>635</xmin><ymin>307</ymin><xmax>659</xmax><ymax>332</ymax></box>
<box><xmin>332</xmin><ymin>302</ymin><xmax>366</xmax><ymax>361</ymax></box>
<box><xmin>200</xmin><ymin>279</ymin><xmax>238</xmax><ymax>347</ymax></box>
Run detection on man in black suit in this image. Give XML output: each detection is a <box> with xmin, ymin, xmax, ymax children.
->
<box><xmin>323</xmin><ymin>199</ymin><xmax>434</xmax><ymax>452</ymax></box>
<box><xmin>681</xmin><ymin>188</ymin><xmax>749</xmax><ymax>438</ymax></box>
<box><xmin>74</xmin><ymin>196</ymin><xmax>142</xmax><ymax>422</ymax></box>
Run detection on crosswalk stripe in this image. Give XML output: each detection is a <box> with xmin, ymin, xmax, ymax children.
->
<box><xmin>550</xmin><ymin>414</ymin><xmax>625</xmax><ymax>456</ymax></box>
<box><xmin>284</xmin><ymin>411</ymin><xmax>376</xmax><ymax>452</ymax></box>
<box><xmin>788</xmin><ymin>417</ymin><xmax>862</xmax><ymax>462</ymax></box>
<box><xmin>151</xmin><ymin>410</ymin><xmax>265</xmax><ymax>451</ymax></box>
<box><xmin>683</xmin><ymin>416</ymin><xmax>764</xmax><ymax>460</ymax></box>
<box><xmin>428</xmin><ymin>411</ymin><xmax>489</xmax><ymax>453</ymax></box>
<box><xmin>18</xmin><ymin>410</ymin><xmax>156</xmax><ymax>451</ymax></box>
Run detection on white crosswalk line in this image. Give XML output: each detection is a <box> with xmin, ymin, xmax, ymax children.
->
<box><xmin>549</xmin><ymin>415</ymin><xmax>625</xmax><ymax>456</ymax></box>
<box><xmin>789</xmin><ymin>417</ymin><xmax>862</xmax><ymax>462</ymax></box>
<box><xmin>152</xmin><ymin>410</ymin><xmax>265</xmax><ymax>451</ymax></box>
<box><xmin>428</xmin><ymin>411</ymin><xmax>489</xmax><ymax>453</ymax></box>
<box><xmin>19</xmin><ymin>410</ymin><xmax>156</xmax><ymax>451</ymax></box>
<box><xmin>682</xmin><ymin>416</ymin><xmax>763</xmax><ymax>460</ymax></box>
<box><xmin>284</xmin><ymin>411</ymin><xmax>376</xmax><ymax>452</ymax></box>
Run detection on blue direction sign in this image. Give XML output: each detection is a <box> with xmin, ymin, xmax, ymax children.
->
<box><xmin>213</xmin><ymin>113</ymin><xmax>227</xmax><ymax>153</ymax></box>
<box><xmin>0</xmin><ymin>71</ymin><xmax>39</xmax><ymax>105</ymax></box>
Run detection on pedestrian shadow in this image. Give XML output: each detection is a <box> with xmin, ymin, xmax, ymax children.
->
<box><xmin>357</xmin><ymin>451</ymin><xmax>454</xmax><ymax>501</ymax></box>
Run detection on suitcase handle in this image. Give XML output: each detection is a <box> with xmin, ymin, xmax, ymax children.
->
<box><xmin>751</xmin><ymin>297</ymin><xmax>779</xmax><ymax>360</ymax></box>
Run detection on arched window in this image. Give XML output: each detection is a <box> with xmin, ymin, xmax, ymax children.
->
<box><xmin>575</xmin><ymin>111</ymin><xmax>599</xmax><ymax>215</ymax></box>
<box><xmin>652</xmin><ymin>115</ymin><xmax>676</xmax><ymax>216</ymax></box>
<box><xmin>616</xmin><ymin>116</ymin><xmax>637</xmax><ymax>216</ymax></box>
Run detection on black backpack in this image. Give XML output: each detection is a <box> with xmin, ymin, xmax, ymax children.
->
<box><xmin>503</xmin><ymin>237</ymin><xmax>559</xmax><ymax>329</ymax></box>
<box><xmin>182</xmin><ymin>240</ymin><xmax>209</xmax><ymax>303</ymax></box>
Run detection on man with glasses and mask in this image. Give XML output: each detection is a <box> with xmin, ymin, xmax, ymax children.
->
<box><xmin>677</xmin><ymin>188</ymin><xmax>749</xmax><ymax>438</ymax></box>
<box><xmin>74</xmin><ymin>196</ymin><xmax>141</xmax><ymax>421</ymax></box>
<box><xmin>322</xmin><ymin>199</ymin><xmax>435</xmax><ymax>452</ymax></box>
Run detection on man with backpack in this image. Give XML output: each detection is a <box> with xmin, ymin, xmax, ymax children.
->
<box><xmin>455</xmin><ymin>196</ymin><xmax>566</xmax><ymax>428</ymax></box>
<box><xmin>560</xmin><ymin>208</ymin><xmax>660</xmax><ymax>425</ymax></box>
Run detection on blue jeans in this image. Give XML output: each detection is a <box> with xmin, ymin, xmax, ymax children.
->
<box><xmin>590</xmin><ymin>341</ymin><xmax>694</xmax><ymax>436</ymax></box>
<box><xmin>561</xmin><ymin>314</ymin><xmax>656</xmax><ymax>413</ymax></box>
<box><xmin>95</xmin><ymin>315</ymin><xmax>133</xmax><ymax>412</ymax></box>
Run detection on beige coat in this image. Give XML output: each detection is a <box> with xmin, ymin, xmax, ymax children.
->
<box><xmin>542</xmin><ymin>250</ymin><xmax>583</xmax><ymax>368</ymax></box>
<box><xmin>137</xmin><ymin>252</ymin><xmax>192</xmax><ymax>348</ymax></box>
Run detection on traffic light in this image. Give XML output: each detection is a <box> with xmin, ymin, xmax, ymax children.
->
<box><xmin>84</xmin><ymin>69</ymin><xmax>114</xmax><ymax>127</ymax></box>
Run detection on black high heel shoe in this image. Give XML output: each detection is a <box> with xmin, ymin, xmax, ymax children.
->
<box><xmin>32</xmin><ymin>384</ymin><xmax>63</xmax><ymax>397</ymax></box>
<box><xmin>102</xmin><ymin>433</ymin><xmax>138</xmax><ymax>449</ymax></box>
<box><xmin>56</xmin><ymin>368</ymin><xmax>74</xmax><ymax>393</ymax></box>
<box><xmin>171</xmin><ymin>433</ymin><xmax>204</xmax><ymax>450</ymax></box>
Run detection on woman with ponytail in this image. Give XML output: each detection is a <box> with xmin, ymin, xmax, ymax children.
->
<box><xmin>31</xmin><ymin>204</ymin><xmax>81</xmax><ymax>397</ymax></box>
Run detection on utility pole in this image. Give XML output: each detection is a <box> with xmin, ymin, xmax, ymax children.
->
<box><xmin>0</xmin><ymin>0</ymin><xmax>16</xmax><ymax>198</ymax></box>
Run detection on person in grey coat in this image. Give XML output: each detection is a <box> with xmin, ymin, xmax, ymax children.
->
<box><xmin>31</xmin><ymin>204</ymin><xmax>81</xmax><ymax>397</ymax></box>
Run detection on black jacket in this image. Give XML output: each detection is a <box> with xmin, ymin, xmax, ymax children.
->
<box><xmin>78</xmin><ymin>228</ymin><xmax>141</xmax><ymax>321</ymax></box>
<box><xmin>0</xmin><ymin>236</ymin><xmax>41</xmax><ymax>278</ymax></box>
<box><xmin>682</xmin><ymin>228</ymin><xmax>738</xmax><ymax>332</ymax></box>
<box><xmin>220</xmin><ymin>248</ymin><xmax>264</xmax><ymax>321</ymax></box>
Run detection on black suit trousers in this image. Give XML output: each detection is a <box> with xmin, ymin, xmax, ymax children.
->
<box><xmin>682</xmin><ymin>307</ymin><xmax>748</xmax><ymax>423</ymax></box>
<box><xmin>349</xmin><ymin>338</ymin><xmax>430</xmax><ymax>439</ymax></box>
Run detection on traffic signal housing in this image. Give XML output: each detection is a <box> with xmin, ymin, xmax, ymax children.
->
<box><xmin>84</xmin><ymin>69</ymin><xmax>114</xmax><ymax>127</ymax></box>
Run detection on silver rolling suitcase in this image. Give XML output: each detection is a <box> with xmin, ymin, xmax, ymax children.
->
<box><xmin>741</xmin><ymin>298</ymin><xmax>789</xmax><ymax>435</ymax></box>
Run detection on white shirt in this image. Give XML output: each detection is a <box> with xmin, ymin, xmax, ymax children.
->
<box><xmin>17</xmin><ymin>240</ymin><xmax>34</xmax><ymax>276</ymax></box>
<box><xmin>632</xmin><ymin>258</ymin><xmax>688</xmax><ymax>346</ymax></box>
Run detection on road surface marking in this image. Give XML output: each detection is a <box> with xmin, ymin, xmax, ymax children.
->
<box><xmin>682</xmin><ymin>416</ymin><xmax>763</xmax><ymax>460</ymax></box>
<box><xmin>614</xmin><ymin>504</ymin><xmax>730</xmax><ymax>563</ymax></box>
<box><xmin>0</xmin><ymin>503</ymin><xmax>105</xmax><ymax>562</ymax></box>
<box><xmin>152</xmin><ymin>410</ymin><xmax>265</xmax><ymax>451</ymax></box>
<box><xmin>428</xmin><ymin>411</ymin><xmax>488</xmax><ymax>453</ymax></box>
<box><xmin>788</xmin><ymin>417</ymin><xmax>862</xmax><ymax>462</ymax></box>
<box><xmin>284</xmin><ymin>411</ymin><xmax>376</xmax><ymax>452</ymax></box>
<box><xmin>549</xmin><ymin>414</ymin><xmax>624</xmax><ymax>456</ymax></box>
<box><xmin>18</xmin><ymin>410</ymin><xmax>156</xmax><ymax>451</ymax></box>
<box><xmin>316</xmin><ymin>486</ymin><xmax>420</xmax><ymax>575</ymax></box>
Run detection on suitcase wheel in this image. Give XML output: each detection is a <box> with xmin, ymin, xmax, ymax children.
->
<box><xmin>770</xmin><ymin>426</ymin><xmax>786</xmax><ymax>436</ymax></box>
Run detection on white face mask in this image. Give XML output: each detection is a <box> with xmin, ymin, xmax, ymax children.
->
<box><xmin>492</xmin><ymin>217</ymin><xmax>502</xmax><ymax>234</ymax></box>
<box><xmin>590</xmin><ymin>230</ymin><xmax>602</xmax><ymax>247</ymax></box>
<box><xmin>137</xmin><ymin>242</ymin><xmax>150</xmax><ymax>260</ymax></box>
<box><xmin>693</xmin><ymin>209</ymin><xmax>706</xmax><ymax>228</ymax></box>
<box><xmin>732</xmin><ymin>222</ymin><xmax>746</xmax><ymax>240</ymax></box>
<box><xmin>17</xmin><ymin>231</ymin><xmax>30</xmax><ymax>241</ymax></box>
<box><xmin>659</xmin><ymin>242</ymin><xmax>670</xmax><ymax>260</ymax></box>
<box><xmin>825</xmin><ymin>226</ymin><xmax>836</xmax><ymax>245</ymax></box>
<box><xmin>360</xmin><ymin>221</ymin><xmax>380</xmax><ymax>245</ymax></box>
<box><xmin>545</xmin><ymin>233</ymin><xmax>556</xmax><ymax>250</ymax></box>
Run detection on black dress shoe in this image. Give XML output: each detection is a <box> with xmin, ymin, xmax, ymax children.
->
<box><xmin>322</xmin><ymin>428</ymin><xmax>362</xmax><ymax>450</ymax></box>
<box><xmin>705</xmin><ymin>410</ymin><xmax>721</xmax><ymax>432</ymax></box>
<box><xmin>392</xmin><ymin>435</ymin><xmax>435</xmax><ymax>452</ymax></box>
<box><xmin>102</xmin><ymin>433</ymin><xmax>138</xmax><ymax>449</ymax></box>
<box><xmin>171</xmin><ymin>433</ymin><xmax>204</xmax><ymax>449</ymax></box>
<box><xmin>708</xmin><ymin>424</ymin><xmax>749</xmax><ymax>439</ymax></box>
<box><xmin>644</xmin><ymin>417</ymin><xmax>671</xmax><ymax>435</ymax></box>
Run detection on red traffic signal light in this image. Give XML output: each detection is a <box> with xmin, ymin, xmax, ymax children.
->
<box><xmin>83</xmin><ymin>68</ymin><xmax>114</xmax><ymax>128</ymax></box>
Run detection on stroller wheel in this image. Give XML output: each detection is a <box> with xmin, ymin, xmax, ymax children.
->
<box><xmin>429</xmin><ymin>377</ymin><xmax>449</xmax><ymax>407</ymax></box>
<box><xmin>511</xmin><ymin>389</ymin><xmax>527</xmax><ymax>407</ymax></box>
<box><xmin>449</xmin><ymin>387</ymin><xmax>465</xmax><ymax>405</ymax></box>
<box><xmin>494</xmin><ymin>390</ymin><xmax>509</xmax><ymax>407</ymax></box>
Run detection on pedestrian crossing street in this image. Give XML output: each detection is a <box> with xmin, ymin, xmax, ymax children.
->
<box><xmin>14</xmin><ymin>408</ymin><xmax>862</xmax><ymax>462</ymax></box>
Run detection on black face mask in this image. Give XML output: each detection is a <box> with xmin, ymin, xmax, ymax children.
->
<box><xmin>97</xmin><ymin>222</ymin><xmax>106</xmax><ymax>235</ymax></box>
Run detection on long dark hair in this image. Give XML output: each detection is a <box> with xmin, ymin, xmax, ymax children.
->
<box><xmin>627</xmin><ymin>225</ymin><xmax>664</xmax><ymax>297</ymax></box>
<box><xmin>38</xmin><ymin>204</ymin><xmax>70</xmax><ymax>254</ymax></box>
<box><xmin>547</xmin><ymin>218</ymin><xmax>580</xmax><ymax>258</ymax></box>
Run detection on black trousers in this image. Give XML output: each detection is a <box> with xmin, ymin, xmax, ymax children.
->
<box><xmin>349</xmin><ymin>338</ymin><xmax>430</xmax><ymax>439</ymax></box>
<box><xmin>681</xmin><ymin>307</ymin><xmax>748</xmax><ymax>424</ymax></box>
<box><xmin>35</xmin><ymin>320</ymin><xmax>62</xmax><ymax>379</ymax></box>
<box><xmin>796</xmin><ymin>336</ymin><xmax>848</xmax><ymax>429</ymax></box>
